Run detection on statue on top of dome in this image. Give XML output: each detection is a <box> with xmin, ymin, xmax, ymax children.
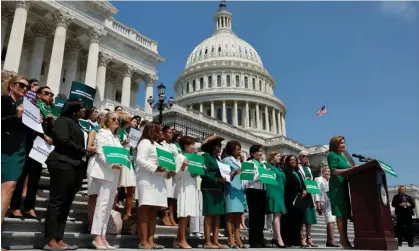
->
<box><xmin>219</xmin><ymin>0</ymin><xmax>227</xmax><ymax>11</ymax></box>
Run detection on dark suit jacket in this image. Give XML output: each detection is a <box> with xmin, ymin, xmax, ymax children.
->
<box><xmin>46</xmin><ymin>116</ymin><xmax>87</xmax><ymax>167</ymax></box>
<box><xmin>284</xmin><ymin>169</ymin><xmax>311</xmax><ymax>208</ymax></box>
<box><xmin>392</xmin><ymin>193</ymin><xmax>415</xmax><ymax>217</ymax></box>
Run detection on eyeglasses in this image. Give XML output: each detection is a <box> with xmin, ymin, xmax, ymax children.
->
<box><xmin>42</xmin><ymin>91</ymin><xmax>54</xmax><ymax>97</ymax></box>
<box><xmin>16</xmin><ymin>82</ymin><xmax>30</xmax><ymax>90</ymax></box>
<box><xmin>301</xmin><ymin>155</ymin><xmax>309</xmax><ymax>158</ymax></box>
<box><xmin>31</xmin><ymin>83</ymin><xmax>39</xmax><ymax>87</ymax></box>
<box><xmin>111</xmin><ymin>117</ymin><xmax>120</xmax><ymax>122</ymax></box>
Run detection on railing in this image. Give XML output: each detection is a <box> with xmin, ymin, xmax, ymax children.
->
<box><xmin>98</xmin><ymin>99</ymin><xmax>152</xmax><ymax>120</ymax></box>
<box><xmin>105</xmin><ymin>18</ymin><xmax>159</xmax><ymax>53</ymax></box>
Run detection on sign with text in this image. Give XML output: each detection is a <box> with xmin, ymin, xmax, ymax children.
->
<box><xmin>304</xmin><ymin>180</ymin><xmax>321</xmax><ymax>194</ymax></box>
<box><xmin>128</xmin><ymin>128</ymin><xmax>140</xmax><ymax>148</ymax></box>
<box><xmin>51</xmin><ymin>98</ymin><xmax>66</xmax><ymax>117</ymax></box>
<box><xmin>258</xmin><ymin>168</ymin><xmax>278</xmax><ymax>185</ymax></box>
<box><xmin>240</xmin><ymin>162</ymin><xmax>255</xmax><ymax>181</ymax></box>
<box><xmin>102</xmin><ymin>146</ymin><xmax>131</xmax><ymax>169</ymax></box>
<box><xmin>156</xmin><ymin>147</ymin><xmax>176</xmax><ymax>171</ymax></box>
<box><xmin>29</xmin><ymin>136</ymin><xmax>55</xmax><ymax>165</ymax></box>
<box><xmin>217</xmin><ymin>160</ymin><xmax>231</xmax><ymax>183</ymax></box>
<box><xmin>22</xmin><ymin>98</ymin><xmax>44</xmax><ymax>133</ymax></box>
<box><xmin>69</xmin><ymin>81</ymin><xmax>96</xmax><ymax>108</ymax></box>
<box><xmin>378</xmin><ymin>160</ymin><xmax>398</xmax><ymax>177</ymax></box>
<box><xmin>184</xmin><ymin>153</ymin><xmax>205</xmax><ymax>175</ymax></box>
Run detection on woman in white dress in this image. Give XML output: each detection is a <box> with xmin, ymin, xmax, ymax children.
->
<box><xmin>315</xmin><ymin>165</ymin><xmax>339</xmax><ymax>247</ymax></box>
<box><xmin>160</xmin><ymin>126</ymin><xmax>179</xmax><ymax>226</ymax></box>
<box><xmin>173</xmin><ymin>136</ymin><xmax>199</xmax><ymax>249</ymax></box>
<box><xmin>87</xmin><ymin>112</ymin><xmax>123</xmax><ymax>249</ymax></box>
<box><xmin>136</xmin><ymin>122</ymin><xmax>175</xmax><ymax>249</ymax></box>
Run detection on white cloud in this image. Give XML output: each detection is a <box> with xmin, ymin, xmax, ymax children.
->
<box><xmin>379</xmin><ymin>1</ymin><xmax>417</xmax><ymax>21</ymax></box>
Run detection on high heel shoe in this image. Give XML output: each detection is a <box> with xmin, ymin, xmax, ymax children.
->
<box><xmin>326</xmin><ymin>242</ymin><xmax>340</xmax><ymax>247</ymax></box>
<box><xmin>306</xmin><ymin>237</ymin><xmax>318</xmax><ymax>248</ymax></box>
<box><xmin>105</xmin><ymin>243</ymin><xmax>116</xmax><ymax>250</ymax></box>
<box><xmin>91</xmin><ymin>241</ymin><xmax>107</xmax><ymax>250</ymax></box>
<box><xmin>270</xmin><ymin>239</ymin><xmax>286</xmax><ymax>248</ymax></box>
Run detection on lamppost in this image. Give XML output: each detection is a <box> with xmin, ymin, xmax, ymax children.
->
<box><xmin>147</xmin><ymin>83</ymin><xmax>174</xmax><ymax>124</ymax></box>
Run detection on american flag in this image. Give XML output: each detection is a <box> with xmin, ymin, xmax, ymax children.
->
<box><xmin>316</xmin><ymin>105</ymin><xmax>327</xmax><ymax>117</ymax></box>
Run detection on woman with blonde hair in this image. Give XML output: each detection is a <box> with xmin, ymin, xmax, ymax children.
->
<box><xmin>1</xmin><ymin>70</ymin><xmax>17</xmax><ymax>96</ymax></box>
<box><xmin>87</xmin><ymin>112</ymin><xmax>123</xmax><ymax>249</ymax></box>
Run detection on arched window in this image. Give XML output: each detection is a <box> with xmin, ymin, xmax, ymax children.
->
<box><xmin>200</xmin><ymin>78</ymin><xmax>204</xmax><ymax>89</ymax></box>
<box><xmin>218</xmin><ymin>46</ymin><xmax>222</xmax><ymax>52</ymax></box>
<box><xmin>259</xmin><ymin>80</ymin><xmax>262</xmax><ymax>91</ymax></box>
<box><xmin>226</xmin><ymin>75</ymin><xmax>231</xmax><ymax>87</ymax></box>
<box><xmin>244</xmin><ymin>76</ymin><xmax>248</xmax><ymax>88</ymax></box>
<box><xmin>238</xmin><ymin>108</ymin><xmax>243</xmax><ymax>126</ymax></box>
<box><xmin>227</xmin><ymin>108</ymin><xmax>232</xmax><ymax>125</ymax></box>
<box><xmin>216</xmin><ymin>108</ymin><xmax>222</xmax><ymax>120</ymax></box>
<box><xmin>217</xmin><ymin>75</ymin><xmax>221</xmax><ymax>87</ymax></box>
<box><xmin>192</xmin><ymin>80</ymin><xmax>196</xmax><ymax>91</ymax></box>
<box><xmin>186</xmin><ymin>82</ymin><xmax>190</xmax><ymax>93</ymax></box>
<box><xmin>205</xmin><ymin>48</ymin><xmax>208</xmax><ymax>55</ymax></box>
<box><xmin>211</xmin><ymin>46</ymin><xmax>215</xmax><ymax>53</ymax></box>
<box><xmin>208</xmin><ymin>76</ymin><xmax>213</xmax><ymax>88</ymax></box>
<box><xmin>235</xmin><ymin>75</ymin><xmax>240</xmax><ymax>87</ymax></box>
<box><xmin>252</xmin><ymin>78</ymin><xmax>256</xmax><ymax>90</ymax></box>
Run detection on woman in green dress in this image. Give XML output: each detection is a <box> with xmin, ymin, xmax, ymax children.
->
<box><xmin>200</xmin><ymin>135</ymin><xmax>227</xmax><ymax>249</ymax></box>
<box><xmin>265</xmin><ymin>152</ymin><xmax>287</xmax><ymax>248</ymax></box>
<box><xmin>327</xmin><ymin>136</ymin><xmax>355</xmax><ymax>249</ymax></box>
<box><xmin>298</xmin><ymin>151</ymin><xmax>318</xmax><ymax>247</ymax></box>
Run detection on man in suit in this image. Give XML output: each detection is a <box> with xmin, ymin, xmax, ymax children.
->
<box><xmin>391</xmin><ymin>186</ymin><xmax>415</xmax><ymax>247</ymax></box>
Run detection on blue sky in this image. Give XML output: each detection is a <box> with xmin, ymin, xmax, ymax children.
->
<box><xmin>112</xmin><ymin>1</ymin><xmax>419</xmax><ymax>186</ymax></box>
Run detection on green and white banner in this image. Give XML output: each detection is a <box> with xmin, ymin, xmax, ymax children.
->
<box><xmin>240</xmin><ymin>162</ymin><xmax>255</xmax><ymax>181</ymax></box>
<box><xmin>69</xmin><ymin>81</ymin><xmax>96</xmax><ymax>108</ymax></box>
<box><xmin>51</xmin><ymin>97</ymin><xmax>66</xmax><ymax>117</ymax></box>
<box><xmin>79</xmin><ymin>119</ymin><xmax>92</xmax><ymax>132</ymax></box>
<box><xmin>258</xmin><ymin>168</ymin><xmax>278</xmax><ymax>185</ymax></box>
<box><xmin>377</xmin><ymin>160</ymin><xmax>398</xmax><ymax>177</ymax></box>
<box><xmin>102</xmin><ymin>146</ymin><xmax>131</xmax><ymax>169</ymax></box>
<box><xmin>184</xmin><ymin>153</ymin><xmax>205</xmax><ymax>175</ymax></box>
<box><xmin>156</xmin><ymin>147</ymin><xmax>176</xmax><ymax>171</ymax></box>
<box><xmin>304</xmin><ymin>180</ymin><xmax>321</xmax><ymax>194</ymax></box>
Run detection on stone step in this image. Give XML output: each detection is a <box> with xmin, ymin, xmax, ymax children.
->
<box><xmin>32</xmin><ymin>207</ymin><xmax>88</xmax><ymax>221</ymax></box>
<box><xmin>37</xmin><ymin>190</ymin><xmax>88</xmax><ymax>203</ymax></box>
<box><xmin>34</xmin><ymin>196</ymin><xmax>88</xmax><ymax>212</ymax></box>
<box><xmin>38</xmin><ymin>176</ymin><xmax>88</xmax><ymax>190</ymax></box>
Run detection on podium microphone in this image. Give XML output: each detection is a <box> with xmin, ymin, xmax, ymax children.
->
<box><xmin>352</xmin><ymin>153</ymin><xmax>375</xmax><ymax>163</ymax></box>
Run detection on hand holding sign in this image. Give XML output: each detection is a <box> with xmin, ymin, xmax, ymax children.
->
<box><xmin>22</xmin><ymin>98</ymin><xmax>44</xmax><ymax>133</ymax></box>
<box><xmin>217</xmin><ymin>161</ymin><xmax>231</xmax><ymax>183</ymax></box>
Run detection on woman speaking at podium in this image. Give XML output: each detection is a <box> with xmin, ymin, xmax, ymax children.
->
<box><xmin>327</xmin><ymin>136</ymin><xmax>355</xmax><ymax>249</ymax></box>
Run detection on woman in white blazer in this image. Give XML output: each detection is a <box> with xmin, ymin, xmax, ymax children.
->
<box><xmin>136</xmin><ymin>122</ymin><xmax>174</xmax><ymax>249</ymax></box>
<box><xmin>87</xmin><ymin>112</ymin><xmax>123</xmax><ymax>249</ymax></box>
<box><xmin>315</xmin><ymin>165</ymin><xmax>339</xmax><ymax>247</ymax></box>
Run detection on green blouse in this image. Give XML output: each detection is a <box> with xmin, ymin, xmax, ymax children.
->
<box><xmin>200</xmin><ymin>152</ymin><xmax>223</xmax><ymax>192</ymax></box>
<box><xmin>328</xmin><ymin>151</ymin><xmax>351</xmax><ymax>182</ymax></box>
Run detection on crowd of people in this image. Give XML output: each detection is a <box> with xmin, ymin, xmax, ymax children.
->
<box><xmin>1</xmin><ymin>70</ymin><xmax>415</xmax><ymax>250</ymax></box>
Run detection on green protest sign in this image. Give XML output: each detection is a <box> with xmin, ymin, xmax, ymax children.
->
<box><xmin>51</xmin><ymin>98</ymin><xmax>66</xmax><ymax>117</ymax></box>
<box><xmin>69</xmin><ymin>81</ymin><xmax>96</xmax><ymax>108</ymax></box>
<box><xmin>304</xmin><ymin>180</ymin><xmax>321</xmax><ymax>194</ymax></box>
<box><xmin>184</xmin><ymin>153</ymin><xmax>205</xmax><ymax>175</ymax></box>
<box><xmin>156</xmin><ymin>147</ymin><xmax>176</xmax><ymax>171</ymax></box>
<box><xmin>240</xmin><ymin>162</ymin><xmax>255</xmax><ymax>181</ymax></box>
<box><xmin>258</xmin><ymin>168</ymin><xmax>278</xmax><ymax>185</ymax></box>
<box><xmin>377</xmin><ymin>160</ymin><xmax>398</xmax><ymax>177</ymax></box>
<box><xmin>78</xmin><ymin>119</ymin><xmax>91</xmax><ymax>132</ymax></box>
<box><xmin>102</xmin><ymin>146</ymin><xmax>131</xmax><ymax>169</ymax></box>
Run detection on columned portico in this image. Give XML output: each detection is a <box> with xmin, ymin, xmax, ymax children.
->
<box><xmin>28</xmin><ymin>23</ymin><xmax>49</xmax><ymax>80</ymax></box>
<box><xmin>233</xmin><ymin>101</ymin><xmax>238</xmax><ymax>126</ymax></box>
<box><xmin>61</xmin><ymin>37</ymin><xmax>81</xmax><ymax>96</ymax></box>
<box><xmin>3</xmin><ymin>0</ymin><xmax>31</xmax><ymax>72</ymax></box>
<box><xmin>277</xmin><ymin>111</ymin><xmax>282</xmax><ymax>135</ymax></box>
<box><xmin>84</xmin><ymin>27</ymin><xmax>106</xmax><ymax>88</ymax></box>
<box><xmin>255</xmin><ymin>103</ymin><xmax>260</xmax><ymax>129</ymax></box>
<box><xmin>272</xmin><ymin>108</ymin><xmax>277</xmax><ymax>134</ymax></box>
<box><xmin>144</xmin><ymin>75</ymin><xmax>155</xmax><ymax>114</ymax></box>
<box><xmin>264</xmin><ymin>106</ymin><xmax>269</xmax><ymax>132</ymax></box>
<box><xmin>121</xmin><ymin>64</ymin><xmax>135</xmax><ymax>107</ymax></box>
<box><xmin>222</xmin><ymin>100</ymin><xmax>227</xmax><ymax>123</ymax></box>
<box><xmin>46</xmin><ymin>10</ymin><xmax>73</xmax><ymax>96</ymax></box>
<box><xmin>245</xmin><ymin>101</ymin><xmax>249</xmax><ymax>128</ymax></box>
<box><xmin>95</xmin><ymin>53</ymin><xmax>112</xmax><ymax>105</ymax></box>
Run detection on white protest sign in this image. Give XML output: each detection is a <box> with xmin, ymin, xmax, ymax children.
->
<box><xmin>29</xmin><ymin>136</ymin><xmax>55</xmax><ymax>165</ymax></box>
<box><xmin>22</xmin><ymin>98</ymin><xmax>44</xmax><ymax>133</ymax></box>
<box><xmin>128</xmin><ymin>128</ymin><xmax>140</xmax><ymax>148</ymax></box>
<box><xmin>216</xmin><ymin>161</ymin><xmax>231</xmax><ymax>183</ymax></box>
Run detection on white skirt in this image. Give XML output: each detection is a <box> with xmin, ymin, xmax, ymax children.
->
<box><xmin>165</xmin><ymin>177</ymin><xmax>176</xmax><ymax>198</ymax></box>
<box><xmin>136</xmin><ymin>175</ymin><xmax>168</xmax><ymax>208</ymax></box>
<box><xmin>175</xmin><ymin>175</ymin><xmax>199</xmax><ymax>217</ymax></box>
<box><xmin>119</xmin><ymin>165</ymin><xmax>136</xmax><ymax>188</ymax></box>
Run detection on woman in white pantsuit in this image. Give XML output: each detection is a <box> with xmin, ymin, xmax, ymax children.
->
<box><xmin>136</xmin><ymin>122</ymin><xmax>174</xmax><ymax>249</ymax></box>
<box><xmin>87</xmin><ymin>112</ymin><xmax>123</xmax><ymax>249</ymax></box>
<box><xmin>173</xmin><ymin>136</ymin><xmax>199</xmax><ymax>249</ymax></box>
<box><xmin>314</xmin><ymin>165</ymin><xmax>339</xmax><ymax>247</ymax></box>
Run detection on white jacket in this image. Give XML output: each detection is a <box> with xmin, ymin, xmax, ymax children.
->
<box><xmin>87</xmin><ymin>128</ymin><xmax>122</xmax><ymax>182</ymax></box>
<box><xmin>314</xmin><ymin>176</ymin><xmax>329</xmax><ymax>202</ymax></box>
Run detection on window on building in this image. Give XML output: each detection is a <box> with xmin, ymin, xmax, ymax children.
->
<box><xmin>186</xmin><ymin>82</ymin><xmax>190</xmax><ymax>93</ymax></box>
<box><xmin>208</xmin><ymin>76</ymin><xmax>213</xmax><ymax>88</ymax></box>
<box><xmin>205</xmin><ymin>48</ymin><xmax>208</xmax><ymax>55</ymax></box>
<box><xmin>212</xmin><ymin>46</ymin><xmax>215</xmax><ymax>53</ymax></box>
<box><xmin>238</xmin><ymin>108</ymin><xmax>242</xmax><ymax>126</ymax></box>
<box><xmin>216</xmin><ymin>108</ymin><xmax>222</xmax><ymax>120</ymax></box>
<box><xmin>217</xmin><ymin>75</ymin><xmax>221</xmax><ymax>87</ymax></box>
<box><xmin>226</xmin><ymin>75</ymin><xmax>231</xmax><ymax>87</ymax></box>
<box><xmin>259</xmin><ymin>80</ymin><xmax>262</xmax><ymax>91</ymax></box>
<box><xmin>218</xmin><ymin>46</ymin><xmax>222</xmax><ymax>52</ymax></box>
<box><xmin>199</xmin><ymin>50</ymin><xmax>202</xmax><ymax>56</ymax></box>
<box><xmin>192</xmin><ymin>80</ymin><xmax>196</xmax><ymax>91</ymax></box>
<box><xmin>115</xmin><ymin>90</ymin><xmax>122</xmax><ymax>103</ymax></box>
<box><xmin>244</xmin><ymin>76</ymin><xmax>248</xmax><ymax>88</ymax></box>
<box><xmin>207</xmin><ymin>109</ymin><xmax>211</xmax><ymax>117</ymax></box>
<box><xmin>269</xmin><ymin>114</ymin><xmax>273</xmax><ymax>130</ymax></box>
<box><xmin>262</xmin><ymin>113</ymin><xmax>266</xmax><ymax>130</ymax></box>
<box><xmin>200</xmin><ymin>78</ymin><xmax>204</xmax><ymax>89</ymax></box>
<box><xmin>249</xmin><ymin>110</ymin><xmax>253</xmax><ymax>127</ymax></box>
<box><xmin>252</xmin><ymin>78</ymin><xmax>256</xmax><ymax>90</ymax></box>
<box><xmin>181</xmin><ymin>85</ymin><xmax>184</xmax><ymax>94</ymax></box>
<box><xmin>227</xmin><ymin>108</ymin><xmax>232</xmax><ymax>125</ymax></box>
<box><xmin>235</xmin><ymin>75</ymin><xmax>240</xmax><ymax>87</ymax></box>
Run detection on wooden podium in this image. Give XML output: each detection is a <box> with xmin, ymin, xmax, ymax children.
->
<box><xmin>341</xmin><ymin>160</ymin><xmax>398</xmax><ymax>250</ymax></box>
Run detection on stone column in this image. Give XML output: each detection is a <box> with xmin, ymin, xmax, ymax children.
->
<box><xmin>255</xmin><ymin>103</ymin><xmax>260</xmax><ymax>129</ymax></box>
<box><xmin>46</xmin><ymin>10</ymin><xmax>73</xmax><ymax>96</ymax></box>
<box><xmin>277</xmin><ymin>111</ymin><xmax>282</xmax><ymax>136</ymax></box>
<box><xmin>144</xmin><ymin>75</ymin><xmax>155</xmax><ymax>114</ymax></box>
<box><xmin>222</xmin><ymin>100</ymin><xmax>227</xmax><ymax>123</ymax></box>
<box><xmin>272</xmin><ymin>109</ymin><xmax>277</xmax><ymax>134</ymax></box>
<box><xmin>233</xmin><ymin>101</ymin><xmax>238</xmax><ymax>126</ymax></box>
<box><xmin>28</xmin><ymin>23</ymin><xmax>49</xmax><ymax>80</ymax></box>
<box><xmin>3</xmin><ymin>1</ymin><xmax>31</xmax><ymax>72</ymax></box>
<box><xmin>61</xmin><ymin>37</ymin><xmax>81</xmax><ymax>96</ymax></box>
<box><xmin>84</xmin><ymin>27</ymin><xmax>106</xmax><ymax>88</ymax></box>
<box><xmin>105</xmin><ymin>73</ymin><xmax>116</xmax><ymax>100</ymax></box>
<box><xmin>121</xmin><ymin>64</ymin><xmax>135</xmax><ymax>107</ymax></box>
<box><xmin>265</xmin><ymin>106</ymin><xmax>270</xmax><ymax>132</ymax></box>
<box><xmin>199</xmin><ymin>103</ymin><xmax>203</xmax><ymax>113</ymax></box>
<box><xmin>281</xmin><ymin>113</ymin><xmax>287</xmax><ymax>136</ymax></box>
<box><xmin>18</xmin><ymin>37</ymin><xmax>31</xmax><ymax>76</ymax></box>
<box><xmin>210</xmin><ymin>101</ymin><xmax>215</xmax><ymax>117</ymax></box>
<box><xmin>244</xmin><ymin>101</ymin><xmax>249</xmax><ymax>128</ymax></box>
<box><xmin>94</xmin><ymin>53</ymin><xmax>112</xmax><ymax>105</ymax></box>
<box><xmin>130</xmin><ymin>83</ymin><xmax>139</xmax><ymax>108</ymax></box>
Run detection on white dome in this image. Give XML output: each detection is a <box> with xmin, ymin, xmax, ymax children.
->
<box><xmin>186</xmin><ymin>32</ymin><xmax>264</xmax><ymax>68</ymax></box>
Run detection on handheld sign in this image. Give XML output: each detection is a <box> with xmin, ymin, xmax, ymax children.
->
<box><xmin>22</xmin><ymin>98</ymin><xmax>44</xmax><ymax>133</ymax></box>
<box><xmin>377</xmin><ymin>160</ymin><xmax>398</xmax><ymax>177</ymax></box>
<box><xmin>258</xmin><ymin>168</ymin><xmax>278</xmax><ymax>185</ymax></box>
<box><xmin>156</xmin><ymin>147</ymin><xmax>176</xmax><ymax>171</ymax></box>
<box><xmin>184</xmin><ymin>153</ymin><xmax>205</xmax><ymax>175</ymax></box>
<box><xmin>51</xmin><ymin>98</ymin><xmax>66</xmax><ymax>117</ymax></box>
<box><xmin>69</xmin><ymin>81</ymin><xmax>96</xmax><ymax>108</ymax></box>
<box><xmin>240</xmin><ymin>162</ymin><xmax>255</xmax><ymax>181</ymax></box>
<box><xmin>29</xmin><ymin>136</ymin><xmax>55</xmax><ymax>165</ymax></box>
<box><xmin>78</xmin><ymin>119</ymin><xmax>91</xmax><ymax>132</ymax></box>
<box><xmin>217</xmin><ymin>161</ymin><xmax>231</xmax><ymax>183</ymax></box>
<box><xmin>128</xmin><ymin>128</ymin><xmax>140</xmax><ymax>148</ymax></box>
<box><xmin>304</xmin><ymin>180</ymin><xmax>321</xmax><ymax>194</ymax></box>
<box><xmin>102</xmin><ymin>146</ymin><xmax>131</xmax><ymax>169</ymax></box>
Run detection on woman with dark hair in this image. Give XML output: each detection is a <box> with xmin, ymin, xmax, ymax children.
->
<box><xmin>10</xmin><ymin>86</ymin><xmax>55</xmax><ymax>220</ymax></box>
<box><xmin>327</xmin><ymin>136</ymin><xmax>355</xmax><ymax>249</ymax></box>
<box><xmin>244</xmin><ymin>144</ymin><xmax>268</xmax><ymax>248</ymax></box>
<box><xmin>281</xmin><ymin>155</ymin><xmax>307</xmax><ymax>247</ymax></box>
<box><xmin>114</xmin><ymin>106</ymin><xmax>123</xmax><ymax>113</ymax></box>
<box><xmin>136</xmin><ymin>122</ymin><xmax>173</xmax><ymax>249</ymax></box>
<box><xmin>200</xmin><ymin>135</ymin><xmax>227</xmax><ymax>249</ymax></box>
<box><xmin>1</xmin><ymin>76</ymin><xmax>29</xmax><ymax>228</ymax></box>
<box><xmin>392</xmin><ymin>186</ymin><xmax>415</xmax><ymax>247</ymax></box>
<box><xmin>44</xmin><ymin>99</ymin><xmax>92</xmax><ymax>250</ymax></box>
<box><xmin>172</xmin><ymin>131</ymin><xmax>183</xmax><ymax>154</ymax></box>
<box><xmin>221</xmin><ymin>141</ymin><xmax>245</xmax><ymax>248</ymax></box>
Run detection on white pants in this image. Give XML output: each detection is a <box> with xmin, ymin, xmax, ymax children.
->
<box><xmin>91</xmin><ymin>178</ymin><xmax>119</xmax><ymax>236</ymax></box>
<box><xmin>189</xmin><ymin>190</ymin><xmax>204</xmax><ymax>233</ymax></box>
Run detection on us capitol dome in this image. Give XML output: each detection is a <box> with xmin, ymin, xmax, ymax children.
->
<box><xmin>174</xmin><ymin>1</ymin><xmax>286</xmax><ymax>138</ymax></box>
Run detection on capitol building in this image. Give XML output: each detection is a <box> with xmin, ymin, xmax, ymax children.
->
<box><xmin>1</xmin><ymin>0</ymin><xmax>329</xmax><ymax>171</ymax></box>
